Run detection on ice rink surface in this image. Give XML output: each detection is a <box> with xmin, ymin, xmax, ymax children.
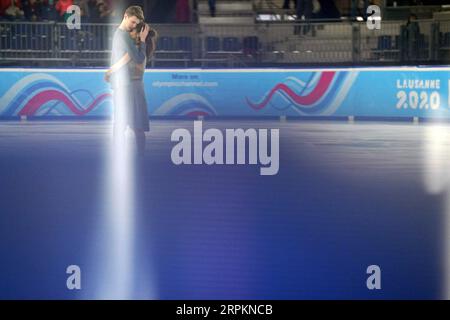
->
<box><xmin>0</xmin><ymin>119</ymin><xmax>447</xmax><ymax>299</ymax></box>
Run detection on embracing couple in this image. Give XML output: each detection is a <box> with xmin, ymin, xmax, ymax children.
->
<box><xmin>107</xmin><ymin>5</ymin><xmax>157</xmax><ymax>155</ymax></box>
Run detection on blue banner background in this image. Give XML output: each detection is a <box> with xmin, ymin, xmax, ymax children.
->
<box><xmin>0</xmin><ymin>67</ymin><xmax>449</xmax><ymax>118</ymax></box>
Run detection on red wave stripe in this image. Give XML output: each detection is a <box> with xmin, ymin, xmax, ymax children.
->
<box><xmin>18</xmin><ymin>90</ymin><xmax>112</xmax><ymax>116</ymax></box>
<box><xmin>247</xmin><ymin>71</ymin><xmax>336</xmax><ymax>110</ymax></box>
<box><xmin>186</xmin><ymin>111</ymin><xmax>210</xmax><ymax>117</ymax></box>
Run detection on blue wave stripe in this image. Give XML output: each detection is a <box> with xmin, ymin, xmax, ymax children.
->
<box><xmin>170</xmin><ymin>100</ymin><xmax>216</xmax><ymax>115</ymax></box>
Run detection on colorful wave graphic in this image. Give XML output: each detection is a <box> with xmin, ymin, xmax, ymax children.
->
<box><xmin>0</xmin><ymin>73</ymin><xmax>112</xmax><ymax>117</ymax></box>
<box><xmin>246</xmin><ymin>71</ymin><xmax>358</xmax><ymax>116</ymax></box>
<box><xmin>154</xmin><ymin>93</ymin><xmax>217</xmax><ymax>117</ymax></box>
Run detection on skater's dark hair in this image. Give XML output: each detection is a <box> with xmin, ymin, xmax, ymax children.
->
<box><xmin>136</xmin><ymin>23</ymin><xmax>157</xmax><ymax>57</ymax></box>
